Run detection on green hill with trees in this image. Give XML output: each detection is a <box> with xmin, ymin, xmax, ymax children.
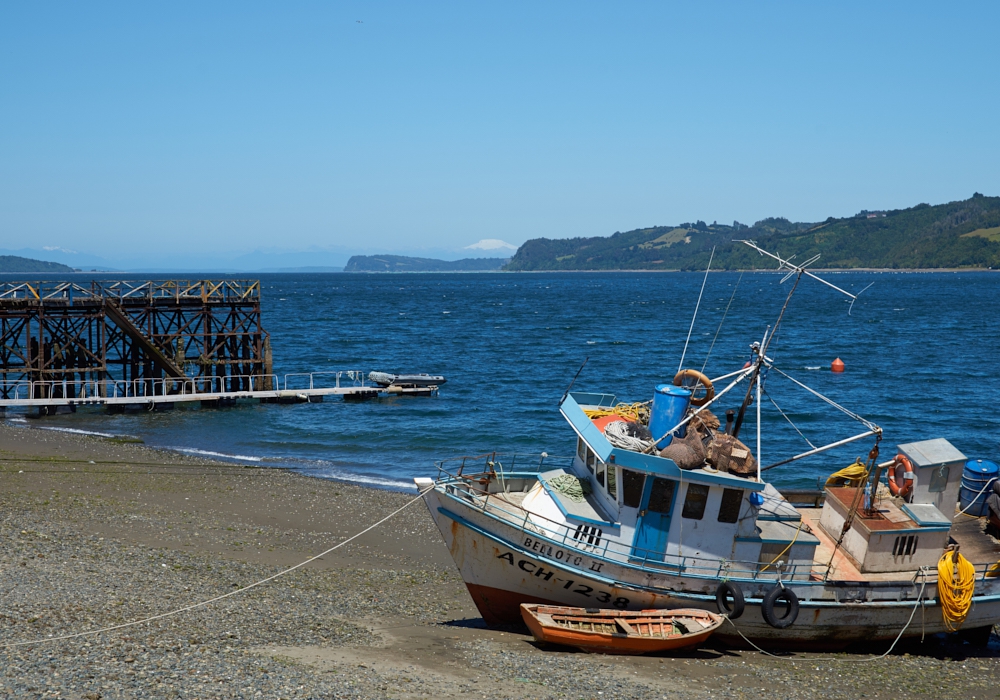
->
<box><xmin>0</xmin><ymin>256</ymin><xmax>77</xmax><ymax>273</ymax></box>
<box><xmin>505</xmin><ymin>194</ymin><xmax>1000</xmax><ymax>271</ymax></box>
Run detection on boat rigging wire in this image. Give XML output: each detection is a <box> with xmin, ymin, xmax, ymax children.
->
<box><xmin>1</xmin><ymin>485</ymin><xmax>434</xmax><ymax>649</ymax></box>
<box><xmin>760</xmin><ymin>430</ymin><xmax>880</xmax><ymax>472</ymax></box>
<box><xmin>678</xmin><ymin>247</ymin><xmax>715</xmax><ymax>374</ymax></box>
<box><xmin>766</xmin><ymin>364</ymin><xmax>879</xmax><ymax>432</ymax></box>
<box><xmin>701</xmin><ymin>271</ymin><xmax>743</xmax><ymax>374</ymax></box>
<box><xmin>763</xmin><ymin>389</ymin><xmax>817</xmax><ymax>450</ymax></box>
<box><xmin>732</xmin><ymin>277</ymin><xmax>792</xmax><ymax>439</ymax></box>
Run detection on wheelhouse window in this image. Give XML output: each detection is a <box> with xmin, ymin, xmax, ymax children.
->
<box><xmin>622</xmin><ymin>470</ymin><xmax>645</xmax><ymax>508</ymax></box>
<box><xmin>577</xmin><ymin>438</ymin><xmax>587</xmax><ymax>461</ymax></box>
<box><xmin>717</xmin><ymin>488</ymin><xmax>743</xmax><ymax>523</ymax></box>
<box><xmin>681</xmin><ymin>483</ymin><xmax>710</xmax><ymax>520</ymax></box>
<box><xmin>647</xmin><ymin>478</ymin><xmax>676</xmax><ymax>515</ymax></box>
<box><xmin>607</xmin><ymin>465</ymin><xmax>617</xmax><ymax>500</ymax></box>
<box><xmin>596</xmin><ymin>460</ymin><xmax>606</xmax><ymax>488</ymax></box>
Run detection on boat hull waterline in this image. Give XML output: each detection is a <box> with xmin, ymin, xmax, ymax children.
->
<box><xmin>420</xmin><ymin>484</ymin><xmax>1000</xmax><ymax>646</ymax></box>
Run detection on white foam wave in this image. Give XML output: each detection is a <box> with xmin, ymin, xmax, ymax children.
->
<box><xmin>312</xmin><ymin>470</ymin><xmax>416</xmax><ymax>490</ymax></box>
<box><xmin>35</xmin><ymin>426</ymin><xmax>122</xmax><ymax>438</ymax></box>
<box><xmin>171</xmin><ymin>448</ymin><xmax>264</xmax><ymax>462</ymax></box>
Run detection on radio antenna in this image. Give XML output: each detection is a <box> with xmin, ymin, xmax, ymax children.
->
<box><xmin>561</xmin><ymin>357</ymin><xmax>589</xmax><ymax>403</ymax></box>
<box><xmin>678</xmin><ymin>246</ymin><xmax>715</xmax><ymax>373</ymax></box>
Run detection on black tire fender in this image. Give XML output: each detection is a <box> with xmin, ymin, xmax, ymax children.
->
<box><xmin>761</xmin><ymin>585</ymin><xmax>799</xmax><ymax>629</ymax></box>
<box><xmin>715</xmin><ymin>581</ymin><xmax>745</xmax><ymax>619</ymax></box>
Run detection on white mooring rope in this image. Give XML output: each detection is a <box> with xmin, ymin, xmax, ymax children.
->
<box><xmin>723</xmin><ymin>574</ymin><xmax>929</xmax><ymax>662</ymax></box>
<box><xmin>2</xmin><ymin>486</ymin><xmax>433</xmax><ymax>649</ymax></box>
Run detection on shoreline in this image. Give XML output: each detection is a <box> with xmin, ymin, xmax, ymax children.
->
<box><xmin>0</xmin><ymin>423</ymin><xmax>997</xmax><ymax>698</ymax></box>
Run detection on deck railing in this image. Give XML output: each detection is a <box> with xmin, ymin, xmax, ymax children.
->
<box><xmin>0</xmin><ymin>370</ymin><xmax>373</xmax><ymax>402</ymax></box>
<box><xmin>435</xmin><ymin>454</ymin><xmax>1000</xmax><ymax>588</ymax></box>
<box><xmin>434</xmin><ymin>453</ymin><xmax>828</xmax><ymax>584</ymax></box>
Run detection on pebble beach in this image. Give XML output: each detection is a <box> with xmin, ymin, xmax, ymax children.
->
<box><xmin>1</xmin><ymin>423</ymin><xmax>998</xmax><ymax>700</ymax></box>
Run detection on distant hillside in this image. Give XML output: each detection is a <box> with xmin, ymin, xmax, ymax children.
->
<box><xmin>344</xmin><ymin>255</ymin><xmax>508</xmax><ymax>272</ymax></box>
<box><xmin>0</xmin><ymin>255</ymin><xmax>77</xmax><ymax>273</ymax></box>
<box><xmin>506</xmin><ymin>194</ymin><xmax>1000</xmax><ymax>270</ymax></box>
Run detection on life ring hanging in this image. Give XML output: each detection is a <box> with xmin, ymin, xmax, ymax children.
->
<box><xmin>673</xmin><ymin>369</ymin><xmax>715</xmax><ymax>407</ymax></box>
<box><xmin>887</xmin><ymin>454</ymin><xmax>914</xmax><ymax>498</ymax></box>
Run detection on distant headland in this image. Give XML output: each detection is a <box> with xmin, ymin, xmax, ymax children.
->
<box><xmin>0</xmin><ymin>255</ymin><xmax>77</xmax><ymax>273</ymax></box>
<box><xmin>506</xmin><ymin>194</ymin><xmax>1000</xmax><ymax>271</ymax></box>
<box><xmin>344</xmin><ymin>255</ymin><xmax>508</xmax><ymax>272</ymax></box>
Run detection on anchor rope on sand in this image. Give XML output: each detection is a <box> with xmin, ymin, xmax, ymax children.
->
<box><xmin>2</xmin><ymin>486</ymin><xmax>434</xmax><ymax>649</ymax></box>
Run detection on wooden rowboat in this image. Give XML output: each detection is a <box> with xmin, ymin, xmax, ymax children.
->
<box><xmin>520</xmin><ymin>604</ymin><xmax>723</xmax><ymax>655</ymax></box>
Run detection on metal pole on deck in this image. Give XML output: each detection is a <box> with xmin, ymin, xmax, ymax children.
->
<box><xmin>756</xmin><ymin>364</ymin><xmax>762</xmax><ymax>481</ymax></box>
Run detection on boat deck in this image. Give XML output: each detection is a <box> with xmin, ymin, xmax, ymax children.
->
<box><xmin>949</xmin><ymin>513</ymin><xmax>1000</xmax><ymax>562</ymax></box>
<box><xmin>799</xmin><ymin>505</ymin><xmax>1000</xmax><ymax>582</ymax></box>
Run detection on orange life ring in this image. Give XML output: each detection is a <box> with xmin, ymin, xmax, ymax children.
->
<box><xmin>673</xmin><ymin>369</ymin><xmax>715</xmax><ymax>407</ymax></box>
<box><xmin>887</xmin><ymin>454</ymin><xmax>914</xmax><ymax>498</ymax></box>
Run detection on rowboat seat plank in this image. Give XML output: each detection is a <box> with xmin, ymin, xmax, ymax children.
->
<box><xmin>614</xmin><ymin>618</ymin><xmax>636</xmax><ymax>635</ymax></box>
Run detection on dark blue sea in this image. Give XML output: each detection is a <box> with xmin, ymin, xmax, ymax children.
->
<box><xmin>13</xmin><ymin>271</ymin><xmax>1000</xmax><ymax>491</ymax></box>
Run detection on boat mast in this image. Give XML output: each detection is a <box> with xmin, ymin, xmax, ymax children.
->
<box><xmin>730</xmin><ymin>240</ymin><xmax>869</xmax><ymax>456</ymax></box>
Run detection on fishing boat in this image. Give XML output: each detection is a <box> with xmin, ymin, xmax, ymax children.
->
<box><xmin>416</xmin><ymin>243</ymin><xmax>1000</xmax><ymax>648</ymax></box>
<box><xmin>520</xmin><ymin>604</ymin><xmax>722</xmax><ymax>654</ymax></box>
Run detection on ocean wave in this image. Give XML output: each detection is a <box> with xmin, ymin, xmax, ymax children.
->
<box><xmin>170</xmin><ymin>447</ymin><xmax>264</xmax><ymax>462</ymax></box>
<box><xmin>263</xmin><ymin>455</ymin><xmax>417</xmax><ymax>490</ymax></box>
<box><xmin>310</xmin><ymin>469</ymin><xmax>417</xmax><ymax>490</ymax></box>
<box><xmin>34</xmin><ymin>426</ymin><xmax>128</xmax><ymax>439</ymax></box>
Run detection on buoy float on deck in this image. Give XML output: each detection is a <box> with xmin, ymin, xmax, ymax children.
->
<box><xmin>831</xmin><ymin>357</ymin><xmax>845</xmax><ymax>373</ymax></box>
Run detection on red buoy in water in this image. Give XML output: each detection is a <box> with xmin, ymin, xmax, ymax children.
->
<box><xmin>831</xmin><ymin>358</ymin><xmax>845</xmax><ymax>373</ymax></box>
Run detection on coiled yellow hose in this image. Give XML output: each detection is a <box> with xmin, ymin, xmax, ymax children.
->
<box><xmin>937</xmin><ymin>549</ymin><xmax>976</xmax><ymax>632</ymax></box>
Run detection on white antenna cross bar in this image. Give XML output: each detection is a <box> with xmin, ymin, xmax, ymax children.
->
<box><xmin>738</xmin><ymin>239</ymin><xmax>856</xmax><ymax>300</ymax></box>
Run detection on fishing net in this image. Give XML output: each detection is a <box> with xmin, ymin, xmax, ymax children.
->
<box><xmin>706</xmin><ymin>433</ymin><xmax>757</xmax><ymax>477</ymax></box>
<box><xmin>547</xmin><ymin>473</ymin><xmax>592</xmax><ymax>503</ymax></box>
<box><xmin>689</xmin><ymin>410</ymin><xmax>720</xmax><ymax>435</ymax></box>
<box><xmin>658</xmin><ymin>429</ymin><xmax>707</xmax><ymax>470</ymax></box>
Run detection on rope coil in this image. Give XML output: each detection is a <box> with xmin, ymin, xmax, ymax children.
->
<box><xmin>937</xmin><ymin>549</ymin><xmax>975</xmax><ymax>632</ymax></box>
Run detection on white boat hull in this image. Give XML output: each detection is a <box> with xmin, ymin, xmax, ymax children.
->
<box><xmin>423</xmin><ymin>486</ymin><xmax>1000</xmax><ymax>647</ymax></box>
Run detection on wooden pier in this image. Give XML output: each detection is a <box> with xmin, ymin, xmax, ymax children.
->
<box><xmin>0</xmin><ymin>280</ymin><xmax>436</xmax><ymax>413</ymax></box>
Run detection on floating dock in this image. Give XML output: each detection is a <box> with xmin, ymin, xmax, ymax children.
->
<box><xmin>0</xmin><ymin>280</ymin><xmax>437</xmax><ymax>413</ymax></box>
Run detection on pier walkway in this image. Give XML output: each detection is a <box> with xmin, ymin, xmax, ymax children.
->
<box><xmin>0</xmin><ymin>371</ymin><xmax>436</xmax><ymax>411</ymax></box>
<box><xmin>0</xmin><ymin>279</ymin><xmax>437</xmax><ymax>414</ymax></box>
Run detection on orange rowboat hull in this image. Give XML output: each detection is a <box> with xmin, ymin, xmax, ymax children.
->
<box><xmin>521</xmin><ymin>604</ymin><xmax>723</xmax><ymax>655</ymax></box>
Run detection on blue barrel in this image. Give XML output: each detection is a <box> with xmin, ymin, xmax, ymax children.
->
<box><xmin>959</xmin><ymin>459</ymin><xmax>999</xmax><ymax>517</ymax></box>
<box><xmin>648</xmin><ymin>384</ymin><xmax>692</xmax><ymax>449</ymax></box>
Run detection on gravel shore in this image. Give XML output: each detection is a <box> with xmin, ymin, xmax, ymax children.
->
<box><xmin>1</xmin><ymin>423</ymin><xmax>997</xmax><ymax>699</ymax></box>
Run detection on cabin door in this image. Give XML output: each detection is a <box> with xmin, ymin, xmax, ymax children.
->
<box><xmin>630</xmin><ymin>477</ymin><xmax>677</xmax><ymax>563</ymax></box>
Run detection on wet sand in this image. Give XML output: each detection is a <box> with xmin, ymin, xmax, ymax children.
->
<box><xmin>0</xmin><ymin>422</ymin><xmax>997</xmax><ymax>699</ymax></box>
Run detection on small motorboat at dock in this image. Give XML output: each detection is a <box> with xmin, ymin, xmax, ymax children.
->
<box><xmin>521</xmin><ymin>604</ymin><xmax>722</xmax><ymax>654</ymax></box>
<box><xmin>368</xmin><ymin>371</ymin><xmax>446</xmax><ymax>388</ymax></box>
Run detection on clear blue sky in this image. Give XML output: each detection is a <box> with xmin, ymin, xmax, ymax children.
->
<box><xmin>2</xmin><ymin>2</ymin><xmax>998</xmax><ymax>266</ymax></box>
